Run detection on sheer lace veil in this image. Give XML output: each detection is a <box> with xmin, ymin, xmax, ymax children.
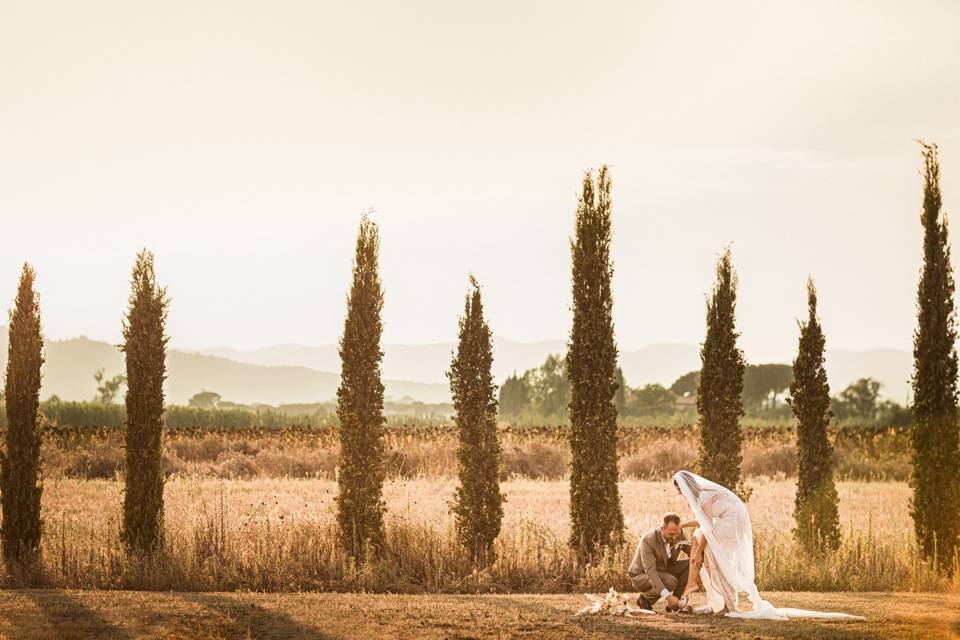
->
<box><xmin>671</xmin><ymin>469</ymin><xmax>865</xmax><ymax>621</ymax></box>
<box><xmin>672</xmin><ymin>470</ymin><xmax>757</xmax><ymax>597</ymax></box>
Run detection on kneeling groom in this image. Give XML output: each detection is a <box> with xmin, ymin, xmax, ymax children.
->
<box><xmin>627</xmin><ymin>512</ymin><xmax>690</xmax><ymax>611</ymax></box>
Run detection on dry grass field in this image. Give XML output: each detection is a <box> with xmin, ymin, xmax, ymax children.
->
<box><xmin>40</xmin><ymin>425</ymin><xmax>912</xmax><ymax>483</ymax></box>
<box><xmin>0</xmin><ymin>590</ymin><xmax>955</xmax><ymax>639</ymax></box>
<box><xmin>2</xmin><ymin>477</ymin><xmax>954</xmax><ymax>593</ymax></box>
<box><xmin>4</xmin><ymin>436</ymin><xmax>955</xmax><ymax>639</ymax></box>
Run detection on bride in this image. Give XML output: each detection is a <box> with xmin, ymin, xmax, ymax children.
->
<box><xmin>671</xmin><ymin>469</ymin><xmax>864</xmax><ymax>621</ymax></box>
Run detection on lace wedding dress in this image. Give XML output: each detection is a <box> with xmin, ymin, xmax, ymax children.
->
<box><xmin>673</xmin><ymin>470</ymin><xmax>865</xmax><ymax>621</ymax></box>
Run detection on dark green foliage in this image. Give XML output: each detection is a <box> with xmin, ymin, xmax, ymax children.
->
<box><xmin>910</xmin><ymin>142</ymin><xmax>960</xmax><ymax>569</ymax></box>
<box><xmin>335</xmin><ymin>215</ymin><xmax>387</xmax><ymax>562</ymax></box>
<box><xmin>188</xmin><ymin>391</ymin><xmax>222</xmax><ymax>409</ymax></box>
<box><xmin>529</xmin><ymin>354</ymin><xmax>569</xmax><ymax>417</ymax></box>
<box><xmin>743</xmin><ymin>364</ymin><xmax>793</xmax><ymax>411</ymax></box>
<box><xmin>832</xmin><ymin>378</ymin><xmax>883</xmax><ymax>421</ymax></box>
<box><xmin>790</xmin><ymin>279</ymin><xmax>840</xmax><ymax>552</ymax></box>
<box><xmin>566</xmin><ymin>166</ymin><xmax>624</xmax><ymax>562</ymax></box>
<box><xmin>497</xmin><ymin>354</ymin><xmax>570</xmax><ymax>419</ymax></box>
<box><xmin>32</xmin><ymin>399</ymin><xmax>127</xmax><ymax>429</ymax></box>
<box><xmin>614</xmin><ymin>367</ymin><xmax>626</xmax><ymax>415</ymax></box>
<box><xmin>121</xmin><ymin>250</ymin><xmax>170</xmax><ymax>553</ymax></box>
<box><xmin>673</xmin><ymin>364</ymin><xmax>792</xmax><ymax>412</ymax></box>
<box><xmin>449</xmin><ymin>277</ymin><xmax>505</xmax><ymax>565</ymax></box>
<box><xmin>0</xmin><ymin>264</ymin><xmax>45</xmax><ymax>566</ymax></box>
<box><xmin>625</xmin><ymin>384</ymin><xmax>676</xmax><ymax>416</ymax></box>
<box><xmin>670</xmin><ymin>370</ymin><xmax>700</xmax><ymax>397</ymax></box>
<box><xmin>696</xmin><ymin>248</ymin><xmax>748</xmax><ymax>499</ymax></box>
<box><xmin>497</xmin><ymin>373</ymin><xmax>529</xmax><ymax>417</ymax></box>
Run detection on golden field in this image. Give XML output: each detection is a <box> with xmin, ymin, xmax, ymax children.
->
<box><xmin>3</xmin><ymin>477</ymin><xmax>954</xmax><ymax>594</ymax></box>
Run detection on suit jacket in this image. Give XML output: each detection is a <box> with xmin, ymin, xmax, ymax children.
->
<box><xmin>627</xmin><ymin>527</ymin><xmax>689</xmax><ymax>594</ymax></box>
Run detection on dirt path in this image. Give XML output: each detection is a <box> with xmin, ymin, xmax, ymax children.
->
<box><xmin>0</xmin><ymin>590</ymin><xmax>955</xmax><ymax>640</ymax></box>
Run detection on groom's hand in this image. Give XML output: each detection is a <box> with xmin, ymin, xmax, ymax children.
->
<box><xmin>666</xmin><ymin>595</ymin><xmax>680</xmax><ymax>609</ymax></box>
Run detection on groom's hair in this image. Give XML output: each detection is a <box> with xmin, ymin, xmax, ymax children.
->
<box><xmin>662</xmin><ymin>512</ymin><xmax>681</xmax><ymax>527</ymax></box>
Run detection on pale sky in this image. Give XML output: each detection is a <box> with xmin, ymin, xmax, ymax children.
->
<box><xmin>1</xmin><ymin>1</ymin><xmax>959</xmax><ymax>362</ymax></box>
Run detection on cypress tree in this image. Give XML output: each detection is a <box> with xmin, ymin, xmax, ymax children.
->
<box><xmin>696</xmin><ymin>248</ymin><xmax>748</xmax><ymax>499</ymax></box>
<box><xmin>449</xmin><ymin>276</ymin><xmax>504</xmax><ymax>565</ymax></box>
<box><xmin>121</xmin><ymin>250</ymin><xmax>169</xmax><ymax>553</ymax></box>
<box><xmin>790</xmin><ymin>279</ymin><xmax>840</xmax><ymax>552</ymax></box>
<box><xmin>911</xmin><ymin>141</ymin><xmax>960</xmax><ymax>569</ymax></box>
<box><xmin>567</xmin><ymin>166</ymin><xmax>624</xmax><ymax>562</ymax></box>
<box><xmin>0</xmin><ymin>264</ymin><xmax>44</xmax><ymax>566</ymax></box>
<box><xmin>335</xmin><ymin>214</ymin><xmax>387</xmax><ymax>561</ymax></box>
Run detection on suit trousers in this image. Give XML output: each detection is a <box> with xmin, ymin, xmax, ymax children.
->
<box><xmin>631</xmin><ymin>559</ymin><xmax>690</xmax><ymax>603</ymax></box>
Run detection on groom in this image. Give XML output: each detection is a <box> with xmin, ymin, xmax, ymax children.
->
<box><xmin>627</xmin><ymin>512</ymin><xmax>691</xmax><ymax>611</ymax></box>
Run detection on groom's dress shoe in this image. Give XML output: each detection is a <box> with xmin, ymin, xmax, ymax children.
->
<box><xmin>636</xmin><ymin>596</ymin><xmax>654</xmax><ymax>611</ymax></box>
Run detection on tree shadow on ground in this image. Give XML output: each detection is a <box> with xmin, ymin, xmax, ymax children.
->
<box><xmin>17</xmin><ymin>590</ymin><xmax>133</xmax><ymax>640</ymax></box>
<box><xmin>177</xmin><ymin>592</ymin><xmax>335</xmax><ymax>640</ymax></box>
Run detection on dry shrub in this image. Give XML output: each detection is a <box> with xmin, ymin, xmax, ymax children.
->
<box><xmin>169</xmin><ymin>437</ymin><xmax>226</xmax><ymax>463</ymax></box>
<box><xmin>500</xmin><ymin>442</ymin><xmax>567</xmax><ymax>480</ymax></box>
<box><xmin>742</xmin><ymin>442</ymin><xmax>797</xmax><ymax>479</ymax></box>
<box><xmin>36</xmin><ymin>424</ymin><xmax>916</xmax><ymax>483</ymax></box>
<box><xmin>835</xmin><ymin>453</ymin><xmax>910</xmax><ymax>481</ymax></box>
<box><xmin>213</xmin><ymin>455</ymin><xmax>260</xmax><ymax>479</ymax></box>
<box><xmin>63</xmin><ymin>449</ymin><xmax>123</xmax><ymax>480</ymax></box>
<box><xmin>619</xmin><ymin>440</ymin><xmax>695</xmax><ymax>479</ymax></box>
<box><xmin>386</xmin><ymin>441</ymin><xmax>457</xmax><ymax>478</ymax></box>
<box><xmin>253</xmin><ymin>448</ymin><xmax>337</xmax><ymax>479</ymax></box>
<box><xmin>230</xmin><ymin>439</ymin><xmax>260</xmax><ymax>456</ymax></box>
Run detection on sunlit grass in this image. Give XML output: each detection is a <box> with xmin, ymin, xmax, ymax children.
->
<box><xmin>3</xmin><ymin>478</ymin><xmax>953</xmax><ymax>593</ymax></box>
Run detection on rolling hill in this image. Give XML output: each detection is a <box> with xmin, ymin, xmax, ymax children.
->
<box><xmin>0</xmin><ymin>327</ymin><xmax>912</xmax><ymax>405</ymax></box>
<box><xmin>0</xmin><ymin>329</ymin><xmax>449</xmax><ymax>406</ymax></box>
<box><xmin>201</xmin><ymin>338</ymin><xmax>913</xmax><ymax>402</ymax></box>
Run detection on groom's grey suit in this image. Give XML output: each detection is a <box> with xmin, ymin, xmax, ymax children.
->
<box><xmin>627</xmin><ymin>527</ymin><xmax>690</xmax><ymax>604</ymax></box>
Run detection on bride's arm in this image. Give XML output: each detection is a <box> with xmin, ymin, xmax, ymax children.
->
<box><xmin>680</xmin><ymin>519</ymin><xmax>699</xmax><ymax>529</ymax></box>
<box><xmin>690</xmin><ymin>533</ymin><xmax>707</xmax><ymax>566</ymax></box>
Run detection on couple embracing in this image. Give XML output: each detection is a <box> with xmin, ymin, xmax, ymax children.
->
<box><xmin>627</xmin><ymin>470</ymin><xmax>864</xmax><ymax>621</ymax></box>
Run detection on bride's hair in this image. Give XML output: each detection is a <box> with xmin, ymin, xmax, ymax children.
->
<box><xmin>674</xmin><ymin>470</ymin><xmax>702</xmax><ymax>499</ymax></box>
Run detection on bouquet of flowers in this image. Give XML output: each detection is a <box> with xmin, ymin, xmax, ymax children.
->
<box><xmin>574</xmin><ymin>588</ymin><xmax>656</xmax><ymax>617</ymax></box>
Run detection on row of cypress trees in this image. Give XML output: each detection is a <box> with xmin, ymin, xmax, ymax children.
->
<box><xmin>0</xmin><ymin>250</ymin><xmax>168</xmax><ymax>573</ymax></box>
<box><xmin>332</xmin><ymin>214</ymin><xmax>505</xmax><ymax>564</ymax></box>
<box><xmin>2</xmin><ymin>145</ymin><xmax>956</xmax><ymax>573</ymax></box>
<box><xmin>682</xmin><ymin>142</ymin><xmax>959</xmax><ymax>565</ymax></box>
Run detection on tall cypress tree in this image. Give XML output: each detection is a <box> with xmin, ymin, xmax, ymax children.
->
<box><xmin>121</xmin><ymin>250</ymin><xmax>169</xmax><ymax>553</ymax></box>
<box><xmin>697</xmin><ymin>248</ymin><xmax>748</xmax><ymax>498</ymax></box>
<box><xmin>449</xmin><ymin>276</ymin><xmax>504</xmax><ymax>565</ymax></box>
<box><xmin>0</xmin><ymin>264</ymin><xmax>44</xmax><ymax>566</ymax></box>
<box><xmin>567</xmin><ymin>166</ymin><xmax>624</xmax><ymax>562</ymax></box>
<box><xmin>911</xmin><ymin>142</ymin><xmax>960</xmax><ymax>569</ymax></box>
<box><xmin>790</xmin><ymin>279</ymin><xmax>840</xmax><ymax>552</ymax></box>
<box><xmin>335</xmin><ymin>214</ymin><xmax>387</xmax><ymax>561</ymax></box>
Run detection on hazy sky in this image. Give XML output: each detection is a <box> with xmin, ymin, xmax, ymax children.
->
<box><xmin>2</xmin><ymin>1</ymin><xmax>959</xmax><ymax>362</ymax></box>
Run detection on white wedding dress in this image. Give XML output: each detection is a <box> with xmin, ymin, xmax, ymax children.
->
<box><xmin>673</xmin><ymin>470</ymin><xmax>865</xmax><ymax>621</ymax></box>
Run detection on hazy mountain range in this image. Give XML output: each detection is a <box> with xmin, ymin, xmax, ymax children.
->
<box><xmin>201</xmin><ymin>339</ymin><xmax>913</xmax><ymax>403</ymax></box>
<box><xmin>0</xmin><ymin>326</ymin><xmax>912</xmax><ymax>406</ymax></box>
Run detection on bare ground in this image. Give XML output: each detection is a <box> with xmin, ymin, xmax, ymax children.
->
<box><xmin>0</xmin><ymin>590</ymin><xmax>956</xmax><ymax>640</ymax></box>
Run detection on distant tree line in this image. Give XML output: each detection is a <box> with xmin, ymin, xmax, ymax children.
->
<box><xmin>499</xmin><ymin>356</ymin><xmax>909</xmax><ymax>426</ymax></box>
